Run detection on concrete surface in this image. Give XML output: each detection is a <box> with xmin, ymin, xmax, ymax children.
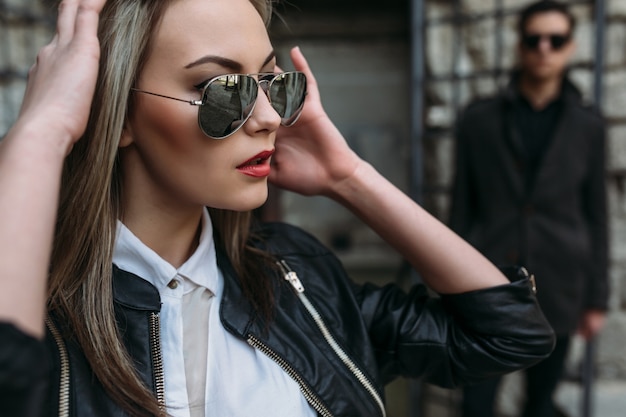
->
<box><xmin>556</xmin><ymin>379</ymin><xmax>626</xmax><ymax>417</ymax></box>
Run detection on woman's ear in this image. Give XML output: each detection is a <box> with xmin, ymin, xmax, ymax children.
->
<box><xmin>119</xmin><ymin>125</ymin><xmax>134</xmax><ymax>148</ymax></box>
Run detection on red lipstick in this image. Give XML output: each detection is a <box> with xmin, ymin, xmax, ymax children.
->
<box><xmin>236</xmin><ymin>150</ymin><xmax>274</xmax><ymax>178</ymax></box>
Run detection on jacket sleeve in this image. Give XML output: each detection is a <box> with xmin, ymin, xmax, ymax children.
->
<box><xmin>359</xmin><ymin>267</ymin><xmax>555</xmax><ymax>387</ymax></box>
<box><xmin>581</xmin><ymin>118</ymin><xmax>609</xmax><ymax>310</ymax></box>
<box><xmin>448</xmin><ymin>107</ymin><xmax>476</xmax><ymax>236</ymax></box>
<box><xmin>0</xmin><ymin>322</ymin><xmax>49</xmax><ymax>417</ymax></box>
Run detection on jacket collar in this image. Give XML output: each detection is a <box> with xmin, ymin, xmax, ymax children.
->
<box><xmin>215</xmin><ymin>244</ymin><xmax>257</xmax><ymax>338</ymax></box>
<box><xmin>500</xmin><ymin>69</ymin><xmax>584</xmax><ymax>198</ymax></box>
<box><xmin>112</xmin><ymin>265</ymin><xmax>162</xmax><ymax>311</ymax></box>
<box><xmin>111</xmin><ymin>246</ymin><xmax>256</xmax><ymax>337</ymax></box>
<box><xmin>502</xmin><ymin>69</ymin><xmax>582</xmax><ymax>106</ymax></box>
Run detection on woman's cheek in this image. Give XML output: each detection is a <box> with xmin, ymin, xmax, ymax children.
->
<box><xmin>138</xmin><ymin>98</ymin><xmax>201</xmax><ymax>151</ymax></box>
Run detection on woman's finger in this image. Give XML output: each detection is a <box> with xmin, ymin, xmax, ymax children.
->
<box><xmin>288</xmin><ymin>47</ymin><xmax>324</xmax><ymax>113</ymax></box>
<box><xmin>16</xmin><ymin>0</ymin><xmax>106</xmax><ymax>146</ymax></box>
<box><xmin>289</xmin><ymin>47</ymin><xmax>319</xmax><ymax>95</ymax></box>
<box><xmin>56</xmin><ymin>0</ymin><xmax>79</xmax><ymax>44</ymax></box>
<box><xmin>74</xmin><ymin>0</ymin><xmax>108</xmax><ymax>40</ymax></box>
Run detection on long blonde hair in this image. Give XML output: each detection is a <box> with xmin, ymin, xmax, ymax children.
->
<box><xmin>48</xmin><ymin>1</ymin><xmax>275</xmax><ymax>415</ymax></box>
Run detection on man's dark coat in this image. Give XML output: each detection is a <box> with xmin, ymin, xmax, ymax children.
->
<box><xmin>449</xmin><ymin>76</ymin><xmax>608</xmax><ymax>335</ymax></box>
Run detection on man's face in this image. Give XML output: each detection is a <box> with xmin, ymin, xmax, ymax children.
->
<box><xmin>518</xmin><ymin>11</ymin><xmax>575</xmax><ymax>82</ymax></box>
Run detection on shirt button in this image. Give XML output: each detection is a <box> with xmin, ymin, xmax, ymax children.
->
<box><xmin>167</xmin><ymin>279</ymin><xmax>179</xmax><ymax>289</ymax></box>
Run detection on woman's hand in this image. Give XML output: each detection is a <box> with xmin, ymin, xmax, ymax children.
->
<box><xmin>270</xmin><ymin>47</ymin><xmax>362</xmax><ymax>197</ymax></box>
<box><xmin>15</xmin><ymin>0</ymin><xmax>104</xmax><ymax>154</ymax></box>
<box><xmin>0</xmin><ymin>0</ymin><xmax>106</xmax><ymax>338</ymax></box>
<box><xmin>270</xmin><ymin>49</ymin><xmax>508</xmax><ymax>296</ymax></box>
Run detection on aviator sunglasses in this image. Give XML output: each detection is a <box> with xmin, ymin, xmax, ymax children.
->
<box><xmin>521</xmin><ymin>33</ymin><xmax>571</xmax><ymax>51</ymax></box>
<box><xmin>131</xmin><ymin>71</ymin><xmax>307</xmax><ymax>139</ymax></box>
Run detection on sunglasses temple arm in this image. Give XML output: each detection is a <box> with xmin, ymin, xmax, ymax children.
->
<box><xmin>131</xmin><ymin>88</ymin><xmax>202</xmax><ymax>106</ymax></box>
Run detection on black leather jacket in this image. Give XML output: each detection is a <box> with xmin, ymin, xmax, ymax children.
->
<box><xmin>2</xmin><ymin>223</ymin><xmax>555</xmax><ymax>417</ymax></box>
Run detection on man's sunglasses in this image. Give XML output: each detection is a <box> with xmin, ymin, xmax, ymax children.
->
<box><xmin>131</xmin><ymin>71</ymin><xmax>307</xmax><ymax>139</ymax></box>
<box><xmin>521</xmin><ymin>33</ymin><xmax>571</xmax><ymax>51</ymax></box>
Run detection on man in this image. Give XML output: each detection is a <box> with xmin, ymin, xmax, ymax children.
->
<box><xmin>449</xmin><ymin>1</ymin><xmax>608</xmax><ymax>417</ymax></box>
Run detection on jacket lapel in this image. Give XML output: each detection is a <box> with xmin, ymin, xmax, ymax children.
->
<box><xmin>501</xmin><ymin>96</ymin><xmax>527</xmax><ymax>200</ymax></box>
<box><xmin>526</xmin><ymin>81</ymin><xmax>580</xmax><ymax>197</ymax></box>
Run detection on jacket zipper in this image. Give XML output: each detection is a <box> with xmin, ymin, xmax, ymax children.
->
<box><xmin>521</xmin><ymin>266</ymin><xmax>537</xmax><ymax>294</ymax></box>
<box><xmin>247</xmin><ymin>335</ymin><xmax>334</xmax><ymax>417</ymax></box>
<box><xmin>149</xmin><ymin>312</ymin><xmax>166</xmax><ymax>411</ymax></box>
<box><xmin>46</xmin><ymin>315</ymin><xmax>166</xmax><ymax>416</ymax></box>
<box><xmin>45</xmin><ymin>317</ymin><xmax>70</xmax><ymax>417</ymax></box>
<box><xmin>276</xmin><ymin>260</ymin><xmax>387</xmax><ymax>417</ymax></box>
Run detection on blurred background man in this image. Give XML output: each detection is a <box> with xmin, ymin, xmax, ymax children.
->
<box><xmin>449</xmin><ymin>1</ymin><xmax>608</xmax><ymax>416</ymax></box>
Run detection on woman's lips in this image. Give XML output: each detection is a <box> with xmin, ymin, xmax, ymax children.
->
<box><xmin>236</xmin><ymin>150</ymin><xmax>274</xmax><ymax>178</ymax></box>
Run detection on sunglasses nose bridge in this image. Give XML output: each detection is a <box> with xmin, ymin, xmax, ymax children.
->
<box><xmin>249</xmin><ymin>78</ymin><xmax>282</xmax><ymax>125</ymax></box>
<box><xmin>538</xmin><ymin>36</ymin><xmax>554</xmax><ymax>51</ymax></box>
<box><xmin>257</xmin><ymin>78</ymin><xmax>272</xmax><ymax>102</ymax></box>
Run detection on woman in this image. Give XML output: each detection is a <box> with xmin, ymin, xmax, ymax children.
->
<box><xmin>0</xmin><ymin>0</ymin><xmax>554</xmax><ymax>416</ymax></box>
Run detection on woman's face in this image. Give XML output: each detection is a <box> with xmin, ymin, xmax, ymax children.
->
<box><xmin>121</xmin><ymin>0</ymin><xmax>280</xmax><ymax>214</ymax></box>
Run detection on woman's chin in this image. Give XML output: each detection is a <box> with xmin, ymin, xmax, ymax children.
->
<box><xmin>209</xmin><ymin>191</ymin><xmax>269</xmax><ymax>212</ymax></box>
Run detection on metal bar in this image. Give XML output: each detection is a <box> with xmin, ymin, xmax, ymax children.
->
<box><xmin>422</xmin><ymin>0</ymin><xmax>591</xmax><ymax>27</ymax></box>
<box><xmin>408</xmin><ymin>0</ymin><xmax>425</xmax><ymax>415</ymax></box>
<box><xmin>409</xmin><ymin>0</ymin><xmax>424</xmax><ymax>204</ymax></box>
<box><xmin>0</xmin><ymin>1</ymin><xmax>13</xmax><ymax>136</ymax></box>
<box><xmin>451</xmin><ymin>0</ymin><xmax>462</xmax><ymax>114</ymax></box>
<box><xmin>425</xmin><ymin>59</ymin><xmax>594</xmax><ymax>84</ymax></box>
<box><xmin>494</xmin><ymin>0</ymin><xmax>504</xmax><ymax>84</ymax></box>
<box><xmin>593</xmin><ymin>0</ymin><xmax>606</xmax><ymax>107</ymax></box>
<box><xmin>581</xmin><ymin>2</ymin><xmax>606</xmax><ymax>415</ymax></box>
<box><xmin>582</xmin><ymin>338</ymin><xmax>596</xmax><ymax>417</ymax></box>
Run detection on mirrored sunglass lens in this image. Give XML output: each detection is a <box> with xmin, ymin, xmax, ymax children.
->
<box><xmin>198</xmin><ymin>75</ymin><xmax>257</xmax><ymax>138</ymax></box>
<box><xmin>268</xmin><ymin>72</ymin><xmax>307</xmax><ymax>126</ymax></box>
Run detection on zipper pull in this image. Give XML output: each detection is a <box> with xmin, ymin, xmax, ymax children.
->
<box><xmin>519</xmin><ymin>266</ymin><xmax>537</xmax><ymax>294</ymax></box>
<box><xmin>277</xmin><ymin>260</ymin><xmax>305</xmax><ymax>293</ymax></box>
<box><xmin>529</xmin><ymin>274</ymin><xmax>537</xmax><ymax>294</ymax></box>
<box><xmin>285</xmin><ymin>271</ymin><xmax>305</xmax><ymax>293</ymax></box>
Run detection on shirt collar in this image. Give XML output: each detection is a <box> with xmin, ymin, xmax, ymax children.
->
<box><xmin>113</xmin><ymin>208</ymin><xmax>219</xmax><ymax>294</ymax></box>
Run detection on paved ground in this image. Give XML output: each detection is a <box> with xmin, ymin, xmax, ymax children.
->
<box><xmin>556</xmin><ymin>380</ymin><xmax>626</xmax><ymax>417</ymax></box>
<box><xmin>387</xmin><ymin>376</ymin><xmax>626</xmax><ymax>416</ymax></box>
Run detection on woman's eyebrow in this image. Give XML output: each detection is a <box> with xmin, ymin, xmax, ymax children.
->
<box><xmin>184</xmin><ymin>51</ymin><xmax>276</xmax><ymax>72</ymax></box>
<box><xmin>184</xmin><ymin>55</ymin><xmax>242</xmax><ymax>71</ymax></box>
<box><xmin>260</xmin><ymin>51</ymin><xmax>276</xmax><ymax>69</ymax></box>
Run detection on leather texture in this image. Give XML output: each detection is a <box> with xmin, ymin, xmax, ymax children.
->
<box><xmin>2</xmin><ymin>222</ymin><xmax>555</xmax><ymax>416</ymax></box>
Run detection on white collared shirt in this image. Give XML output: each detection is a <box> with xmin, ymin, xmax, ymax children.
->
<box><xmin>113</xmin><ymin>209</ymin><xmax>316</xmax><ymax>417</ymax></box>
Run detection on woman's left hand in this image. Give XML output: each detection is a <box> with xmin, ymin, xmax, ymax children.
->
<box><xmin>269</xmin><ymin>47</ymin><xmax>362</xmax><ymax>197</ymax></box>
<box><xmin>270</xmin><ymin>50</ymin><xmax>510</xmax><ymax>296</ymax></box>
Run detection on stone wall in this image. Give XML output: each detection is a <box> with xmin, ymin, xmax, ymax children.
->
<box><xmin>0</xmin><ymin>0</ymin><xmax>53</xmax><ymax>136</ymax></box>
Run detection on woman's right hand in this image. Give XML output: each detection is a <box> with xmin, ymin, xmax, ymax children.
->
<box><xmin>0</xmin><ymin>0</ymin><xmax>107</xmax><ymax>338</ymax></box>
<box><xmin>15</xmin><ymin>0</ymin><xmax>105</xmax><ymax>154</ymax></box>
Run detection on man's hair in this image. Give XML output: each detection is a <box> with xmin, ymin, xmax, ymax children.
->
<box><xmin>517</xmin><ymin>0</ymin><xmax>577</xmax><ymax>35</ymax></box>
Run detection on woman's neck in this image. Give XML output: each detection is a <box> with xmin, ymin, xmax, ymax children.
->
<box><xmin>120</xmin><ymin>206</ymin><xmax>204</xmax><ymax>268</ymax></box>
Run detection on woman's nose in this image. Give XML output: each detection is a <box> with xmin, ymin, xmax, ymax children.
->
<box><xmin>245</xmin><ymin>82</ymin><xmax>282</xmax><ymax>134</ymax></box>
